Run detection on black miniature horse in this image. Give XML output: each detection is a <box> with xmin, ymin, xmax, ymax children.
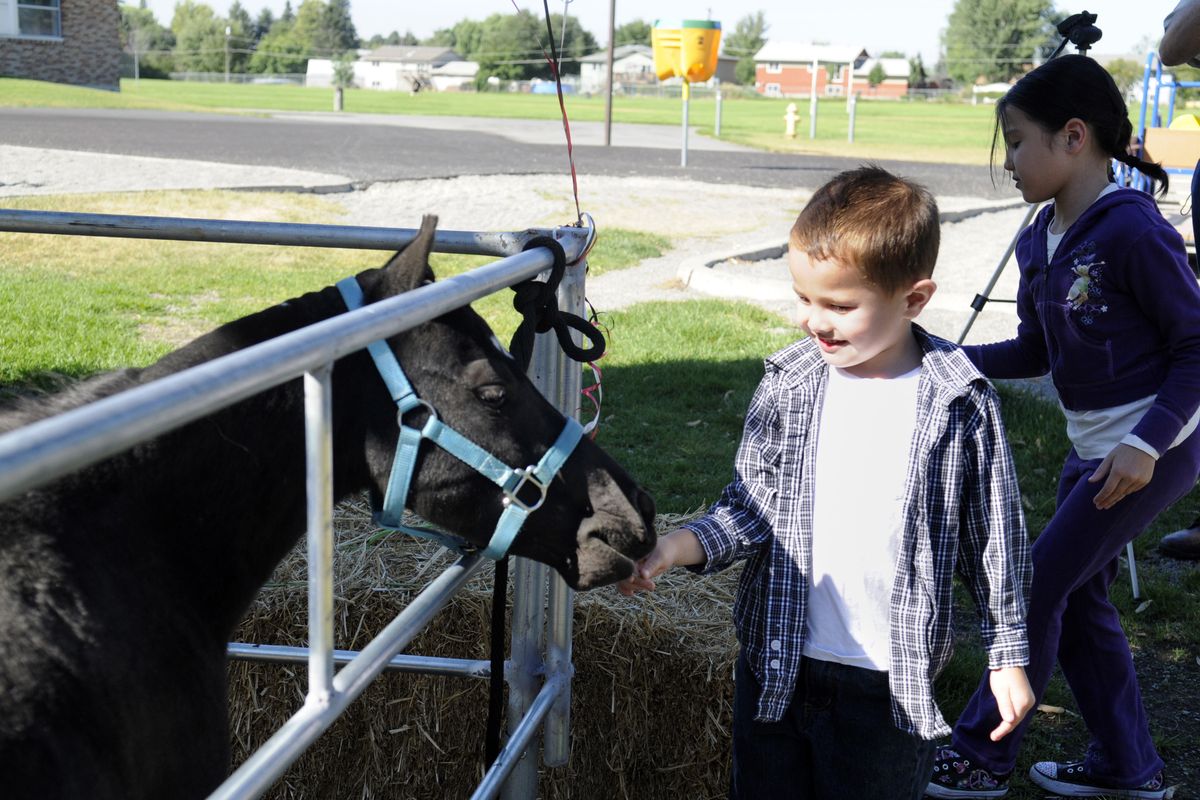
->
<box><xmin>0</xmin><ymin>216</ymin><xmax>657</xmax><ymax>799</ymax></box>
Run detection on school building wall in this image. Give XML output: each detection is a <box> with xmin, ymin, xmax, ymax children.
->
<box><xmin>0</xmin><ymin>0</ymin><xmax>121</xmax><ymax>90</ymax></box>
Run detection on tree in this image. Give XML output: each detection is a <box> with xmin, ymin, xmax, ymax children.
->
<box><xmin>723</xmin><ymin>11</ymin><xmax>768</xmax><ymax>86</ymax></box>
<box><xmin>249</xmin><ymin>12</ymin><xmax>306</xmax><ymax>73</ymax></box>
<box><xmin>364</xmin><ymin>30</ymin><xmax>418</xmax><ymax>48</ymax></box>
<box><xmin>119</xmin><ymin>3</ymin><xmax>175</xmax><ymax>78</ymax></box>
<box><xmin>171</xmin><ymin>1</ymin><xmax>228</xmax><ymax>73</ymax></box>
<box><xmin>253</xmin><ymin>7</ymin><xmax>274</xmax><ymax>42</ymax></box>
<box><xmin>909</xmin><ymin>54</ymin><xmax>928</xmax><ymax>87</ymax></box>
<box><xmin>426</xmin><ymin>19</ymin><xmax>484</xmax><ymax>58</ymax></box>
<box><xmin>941</xmin><ymin>0</ymin><xmax>1056</xmax><ymax>85</ymax></box>
<box><xmin>332</xmin><ymin>50</ymin><xmax>356</xmax><ymax>87</ymax></box>
<box><xmin>320</xmin><ymin>0</ymin><xmax>358</xmax><ymax>53</ymax></box>
<box><xmin>614</xmin><ymin>19</ymin><xmax>651</xmax><ymax>47</ymax></box>
<box><xmin>226</xmin><ymin>1</ymin><xmax>253</xmax><ymax>72</ymax></box>
<box><xmin>472</xmin><ymin>11</ymin><xmax>596</xmax><ymax>84</ymax></box>
<box><xmin>868</xmin><ymin>61</ymin><xmax>886</xmax><ymax>88</ymax></box>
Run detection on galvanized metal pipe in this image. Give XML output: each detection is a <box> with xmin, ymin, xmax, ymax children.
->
<box><xmin>0</xmin><ymin>247</ymin><xmax>558</xmax><ymax>504</ymax></box>
<box><xmin>498</xmin><ymin>322</ymin><xmax>565</xmax><ymax>799</ymax></box>
<box><xmin>0</xmin><ymin>208</ymin><xmax>577</xmax><ymax>258</ymax></box>
<box><xmin>544</xmin><ymin>260</ymin><xmax>586</xmax><ymax>768</ymax></box>
<box><xmin>303</xmin><ymin>366</ymin><xmax>335</xmax><ymax>703</ymax></box>
<box><xmin>210</xmin><ymin>554</ymin><xmax>486</xmax><ymax>800</ymax></box>
<box><xmin>470</xmin><ymin>676</ymin><xmax>567</xmax><ymax>800</ymax></box>
<box><xmin>226</xmin><ymin>643</ymin><xmax>492</xmax><ymax>679</ymax></box>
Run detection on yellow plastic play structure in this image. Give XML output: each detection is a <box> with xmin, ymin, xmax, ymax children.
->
<box><xmin>651</xmin><ymin>19</ymin><xmax>722</xmax><ymax>83</ymax></box>
<box><xmin>651</xmin><ymin>19</ymin><xmax>722</xmax><ymax>167</ymax></box>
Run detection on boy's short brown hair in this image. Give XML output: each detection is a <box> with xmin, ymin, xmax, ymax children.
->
<box><xmin>790</xmin><ymin>165</ymin><xmax>939</xmax><ymax>295</ymax></box>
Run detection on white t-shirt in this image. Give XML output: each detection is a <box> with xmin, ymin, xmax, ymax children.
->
<box><xmin>804</xmin><ymin>364</ymin><xmax>922</xmax><ymax>671</ymax></box>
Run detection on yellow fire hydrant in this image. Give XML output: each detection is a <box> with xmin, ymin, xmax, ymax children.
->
<box><xmin>784</xmin><ymin>102</ymin><xmax>799</xmax><ymax>138</ymax></box>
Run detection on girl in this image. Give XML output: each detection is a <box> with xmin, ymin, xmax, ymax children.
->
<box><xmin>926</xmin><ymin>55</ymin><xmax>1200</xmax><ymax>800</ymax></box>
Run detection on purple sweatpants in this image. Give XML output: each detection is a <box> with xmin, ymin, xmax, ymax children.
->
<box><xmin>951</xmin><ymin>430</ymin><xmax>1200</xmax><ymax>786</ymax></box>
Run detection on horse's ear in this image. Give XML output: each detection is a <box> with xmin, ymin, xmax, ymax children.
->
<box><xmin>378</xmin><ymin>214</ymin><xmax>438</xmax><ymax>296</ymax></box>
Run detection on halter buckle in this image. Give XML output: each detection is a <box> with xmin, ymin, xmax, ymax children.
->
<box><xmin>503</xmin><ymin>467</ymin><xmax>548</xmax><ymax>512</ymax></box>
<box><xmin>398</xmin><ymin>399</ymin><xmax>436</xmax><ymax>427</ymax></box>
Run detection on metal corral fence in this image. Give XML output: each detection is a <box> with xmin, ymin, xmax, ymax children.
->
<box><xmin>0</xmin><ymin>208</ymin><xmax>594</xmax><ymax>800</ymax></box>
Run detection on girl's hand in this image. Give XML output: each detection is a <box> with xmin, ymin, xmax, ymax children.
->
<box><xmin>1088</xmin><ymin>443</ymin><xmax>1156</xmax><ymax>510</ymax></box>
<box><xmin>987</xmin><ymin>666</ymin><xmax>1035</xmax><ymax>741</ymax></box>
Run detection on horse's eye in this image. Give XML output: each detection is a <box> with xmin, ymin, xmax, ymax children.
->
<box><xmin>474</xmin><ymin>384</ymin><xmax>507</xmax><ymax>409</ymax></box>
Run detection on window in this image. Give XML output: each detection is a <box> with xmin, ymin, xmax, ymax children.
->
<box><xmin>766</xmin><ymin>62</ymin><xmax>782</xmax><ymax>74</ymax></box>
<box><xmin>9</xmin><ymin>0</ymin><xmax>60</xmax><ymax>36</ymax></box>
<box><xmin>765</xmin><ymin>82</ymin><xmax>781</xmax><ymax>97</ymax></box>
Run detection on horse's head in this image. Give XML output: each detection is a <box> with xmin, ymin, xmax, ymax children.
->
<box><xmin>344</xmin><ymin>217</ymin><xmax>656</xmax><ymax>590</ymax></box>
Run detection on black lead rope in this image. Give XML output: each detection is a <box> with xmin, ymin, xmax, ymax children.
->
<box><xmin>508</xmin><ymin>236</ymin><xmax>606</xmax><ymax>371</ymax></box>
<box><xmin>484</xmin><ymin>236</ymin><xmax>607</xmax><ymax>769</ymax></box>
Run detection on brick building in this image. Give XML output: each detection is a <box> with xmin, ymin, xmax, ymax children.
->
<box><xmin>753</xmin><ymin>42</ymin><xmax>912</xmax><ymax>99</ymax></box>
<box><xmin>0</xmin><ymin>0</ymin><xmax>121</xmax><ymax>90</ymax></box>
<box><xmin>754</xmin><ymin>43</ymin><xmax>867</xmax><ymax>98</ymax></box>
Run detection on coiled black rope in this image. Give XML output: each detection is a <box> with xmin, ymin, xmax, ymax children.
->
<box><xmin>507</xmin><ymin>236</ymin><xmax>606</xmax><ymax>372</ymax></box>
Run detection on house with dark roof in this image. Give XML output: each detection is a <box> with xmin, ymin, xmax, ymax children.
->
<box><xmin>578</xmin><ymin>44</ymin><xmax>656</xmax><ymax>93</ymax></box>
<box><xmin>0</xmin><ymin>0</ymin><xmax>121</xmax><ymax>90</ymax></box>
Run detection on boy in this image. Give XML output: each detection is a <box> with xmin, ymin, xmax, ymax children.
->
<box><xmin>618</xmin><ymin>166</ymin><xmax>1035</xmax><ymax>800</ymax></box>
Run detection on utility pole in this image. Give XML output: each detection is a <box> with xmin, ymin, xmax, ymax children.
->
<box><xmin>224</xmin><ymin>25</ymin><xmax>231</xmax><ymax>83</ymax></box>
<box><xmin>604</xmin><ymin>0</ymin><xmax>615</xmax><ymax>146</ymax></box>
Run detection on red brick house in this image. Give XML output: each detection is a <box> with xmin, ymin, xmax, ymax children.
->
<box><xmin>754</xmin><ymin>43</ymin><xmax>867</xmax><ymax>98</ymax></box>
<box><xmin>0</xmin><ymin>0</ymin><xmax>121</xmax><ymax>90</ymax></box>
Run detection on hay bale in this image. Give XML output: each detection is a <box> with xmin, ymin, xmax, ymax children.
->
<box><xmin>227</xmin><ymin>501</ymin><xmax>739</xmax><ymax>799</ymax></box>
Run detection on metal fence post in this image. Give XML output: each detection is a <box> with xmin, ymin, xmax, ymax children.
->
<box><xmin>304</xmin><ymin>366</ymin><xmax>336</xmax><ymax>705</ymax></box>
<box><xmin>544</xmin><ymin>258</ymin><xmax>585</xmax><ymax>768</ymax></box>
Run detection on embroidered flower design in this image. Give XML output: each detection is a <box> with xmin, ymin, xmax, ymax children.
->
<box><xmin>1063</xmin><ymin>241</ymin><xmax>1107</xmax><ymax>324</ymax></box>
<box><xmin>1066</xmin><ymin>264</ymin><xmax>1090</xmax><ymax>308</ymax></box>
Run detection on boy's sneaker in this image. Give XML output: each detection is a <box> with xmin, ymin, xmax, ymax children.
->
<box><xmin>1028</xmin><ymin>759</ymin><xmax>1166</xmax><ymax>799</ymax></box>
<box><xmin>925</xmin><ymin>746</ymin><xmax>1010</xmax><ymax>798</ymax></box>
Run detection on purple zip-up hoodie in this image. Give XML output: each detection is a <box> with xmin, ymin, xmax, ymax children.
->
<box><xmin>964</xmin><ymin>187</ymin><xmax>1200</xmax><ymax>455</ymax></box>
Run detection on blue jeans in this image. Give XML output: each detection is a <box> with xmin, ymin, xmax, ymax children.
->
<box><xmin>730</xmin><ymin>652</ymin><xmax>937</xmax><ymax>800</ymax></box>
<box><xmin>952</xmin><ymin>429</ymin><xmax>1200</xmax><ymax>786</ymax></box>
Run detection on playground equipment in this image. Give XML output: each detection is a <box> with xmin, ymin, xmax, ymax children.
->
<box><xmin>652</xmin><ymin>19</ymin><xmax>721</xmax><ymax>167</ymax></box>
<box><xmin>1121</xmin><ymin>51</ymin><xmax>1200</xmax><ymax>264</ymax></box>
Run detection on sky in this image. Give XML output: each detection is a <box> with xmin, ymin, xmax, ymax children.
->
<box><xmin>138</xmin><ymin>0</ymin><xmax>1170</xmax><ymax>64</ymax></box>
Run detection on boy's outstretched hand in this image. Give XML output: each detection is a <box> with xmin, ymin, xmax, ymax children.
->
<box><xmin>615</xmin><ymin>529</ymin><xmax>704</xmax><ymax>597</ymax></box>
<box><xmin>987</xmin><ymin>666</ymin><xmax>1035</xmax><ymax>741</ymax></box>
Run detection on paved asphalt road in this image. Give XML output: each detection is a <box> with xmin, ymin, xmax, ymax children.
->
<box><xmin>0</xmin><ymin>107</ymin><xmax>1012</xmax><ymax>200</ymax></box>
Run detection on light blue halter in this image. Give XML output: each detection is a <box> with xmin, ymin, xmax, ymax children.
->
<box><xmin>337</xmin><ymin>277</ymin><xmax>585</xmax><ymax>560</ymax></box>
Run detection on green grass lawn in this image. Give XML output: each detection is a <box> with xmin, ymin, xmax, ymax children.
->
<box><xmin>0</xmin><ymin>190</ymin><xmax>668</xmax><ymax>390</ymax></box>
<box><xmin>0</xmin><ymin>77</ymin><xmax>1007</xmax><ymax>164</ymax></box>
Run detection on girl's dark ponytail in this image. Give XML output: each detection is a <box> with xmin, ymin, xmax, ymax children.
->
<box><xmin>1111</xmin><ymin>116</ymin><xmax>1170</xmax><ymax>196</ymax></box>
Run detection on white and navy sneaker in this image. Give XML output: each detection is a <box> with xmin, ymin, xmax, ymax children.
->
<box><xmin>1028</xmin><ymin>759</ymin><xmax>1166</xmax><ymax>799</ymax></box>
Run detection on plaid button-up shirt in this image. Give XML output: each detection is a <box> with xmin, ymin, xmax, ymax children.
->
<box><xmin>685</xmin><ymin>327</ymin><xmax>1031</xmax><ymax>739</ymax></box>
